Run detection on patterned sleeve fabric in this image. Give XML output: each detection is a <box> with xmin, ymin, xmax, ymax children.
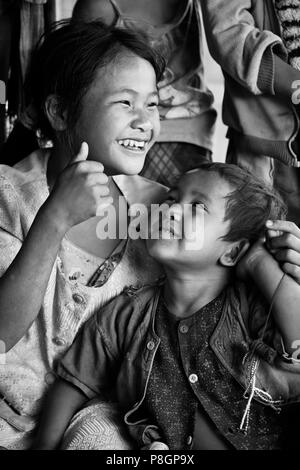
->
<box><xmin>275</xmin><ymin>0</ymin><xmax>300</xmax><ymax>70</ymax></box>
<box><xmin>0</xmin><ymin>172</ymin><xmax>23</xmax><ymax>277</ymax></box>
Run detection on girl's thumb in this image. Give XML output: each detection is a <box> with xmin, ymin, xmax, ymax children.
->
<box><xmin>71</xmin><ymin>142</ymin><xmax>89</xmax><ymax>164</ymax></box>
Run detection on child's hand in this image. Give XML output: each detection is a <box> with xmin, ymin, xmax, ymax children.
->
<box><xmin>46</xmin><ymin>142</ymin><xmax>113</xmax><ymax>230</ymax></box>
<box><xmin>236</xmin><ymin>239</ymin><xmax>269</xmax><ymax>281</ymax></box>
<box><xmin>266</xmin><ymin>220</ymin><xmax>300</xmax><ymax>284</ymax></box>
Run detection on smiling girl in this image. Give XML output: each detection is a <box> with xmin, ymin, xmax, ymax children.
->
<box><xmin>72</xmin><ymin>0</ymin><xmax>216</xmax><ymax>187</ymax></box>
<box><xmin>0</xmin><ymin>20</ymin><xmax>166</xmax><ymax>449</ymax></box>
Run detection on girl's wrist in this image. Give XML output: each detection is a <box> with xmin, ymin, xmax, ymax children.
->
<box><xmin>37</xmin><ymin>201</ymin><xmax>71</xmax><ymax>238</ymax></box>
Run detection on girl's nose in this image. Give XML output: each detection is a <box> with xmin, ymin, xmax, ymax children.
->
<box><xmin>131</xmin><ymin>110</ymin><xmax>153</xmax><ymax>132</ymax></box>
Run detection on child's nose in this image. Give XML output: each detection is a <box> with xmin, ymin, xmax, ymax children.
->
<box><xmin>167</xmin><ymin>203</ymin><xmax>182</xmax><ymax>222</ymax></box>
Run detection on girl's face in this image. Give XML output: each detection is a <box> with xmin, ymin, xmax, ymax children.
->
<box><xmin>74</xmin><ymin>51</ymin><xmax>160</xmax><ymax>175</ymax></box>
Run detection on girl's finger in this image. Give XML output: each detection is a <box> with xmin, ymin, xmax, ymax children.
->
<box><xmin>282</xmin><ymin>262</ymin><xmax>300</xmax><ymax>285</ymax></box>
<box><xmin>97</xmin><ymin>185</ymin><xmax>110</xmax><ymax>197</ymax></box>
<box><xmin>96</xmin><ymin>197</ymin><xmax>114</xmax><ymax>216</ymax></box>
<box><xmin>70</xmin><ymin>142</ymin><xmax>89</xmax><ymax>164</ymax></box>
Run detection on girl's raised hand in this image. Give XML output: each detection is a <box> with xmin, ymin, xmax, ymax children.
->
<box><xmin>46</xmin><ymin>142</ymin><xmax>113</xmax><ymax>231</ymax></box>
<box><xmin>266</xmin><ymin>220</ymin><xmax>300</xmax><ymax>284</ymax></box>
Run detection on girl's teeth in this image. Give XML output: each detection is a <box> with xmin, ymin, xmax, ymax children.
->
<box><xmin>118</xmin><ymin>139</ymin><xmax>146</xmax><ymax>149</ymax></box>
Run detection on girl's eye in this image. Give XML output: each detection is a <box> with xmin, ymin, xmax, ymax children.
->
<box><xmin>147</xmin><ymin>102</ymin><xmax>158</xmax><ymax>109</ymax></box>
<box><xmin>119</xmin><ymin>100</ymin><xmax>131</xmax><ymax>107</ymax></box>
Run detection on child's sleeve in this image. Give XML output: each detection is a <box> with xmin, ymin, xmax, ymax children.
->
<box><xmin>201</xmin><ymin>0</ymin><xmax>287</xmax><ymax>95</ymax></box>
<box><xmin>0</xmin><ymin>173</ymin><xmax>23</xmax><ymax>277</ymax></box>
<box><xmin>56</xmin><ymin>308</ymin><xmax>123</xmax><ymax>399</ymax></box>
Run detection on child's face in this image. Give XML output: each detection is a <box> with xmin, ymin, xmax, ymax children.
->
<box><xmin>73</xmin><ymin>51</ymin><xmax>160</xmax><ymax>175</ymax></box>
<box><xmin>147</xmin><ymin>170</ymin><xmax>234</xmax><ymax>271</ymax></box>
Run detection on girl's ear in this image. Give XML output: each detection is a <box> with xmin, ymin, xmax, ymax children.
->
<box><xmin>219</xmin><ymin>239</ymin><xmax>250</xmax><ymax>267</ymax></box>
<box><xmin>44</xmin><ymin>94</ymin><xmax>67</xmax><ymax>132</ymax></box>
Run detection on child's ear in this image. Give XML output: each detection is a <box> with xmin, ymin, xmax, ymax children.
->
<box><xmin>44</xmin><ymin>94</ymin><xmax>67</xmax><ymax>132</ymax></box>
<box><xmin>219</xmin><ymin>239</ymin><xmax>250</xmax><ymax>267</ymax></box>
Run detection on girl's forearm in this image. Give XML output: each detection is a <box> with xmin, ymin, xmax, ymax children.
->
<box><xmin>33</xmin><ymin>379</ymin><xmax>87</xmax><ymax>450</ymax></box>
<box><xmin>249</xmin><ymin>252</ymin><xmax>300</xmax><ymax>354</ymax></box>
<box><xmin>0</xmin><ymin>202</ymin><xmax>69</xmax><ymax>350</ymax></box>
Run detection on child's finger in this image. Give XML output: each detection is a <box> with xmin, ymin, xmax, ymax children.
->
<box><xmin>267</xmin><ymin>232</ymin><xmax>300</xmax><ymax>253</ymax></box>
<box><xmin>266</xmin><ymin>220</ymin><xmax>300</xmax><ymax>238</ymax></box>
<box><xmin>282</xmin><ymin>262</ymin><xmax>300</xmax><ymax>285</ymax></box>
<box><xmin>266</xmin><ymin>229</ymin><xmax>282</xmax><ymax>239</ymax></box>
<box><xmin>274</xmin><ymin>248</ymin><xmax>300</xmax><ymax>266</ymax></box>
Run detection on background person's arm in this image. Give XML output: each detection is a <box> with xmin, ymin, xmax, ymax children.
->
<box><xmin>201</xmin><ymin>0</ymin><xmax>300</xmax><ymax>100</ymax></box>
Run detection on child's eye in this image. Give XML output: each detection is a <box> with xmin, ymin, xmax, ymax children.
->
<box><xmin>192</xmin><ymin>202</ymin><xmax>207</xmax><ymax>212</ymax></box>
<box><xmin>165</xmin><ymin>195</ymin><xmax>176</xmax><ymax>204</ymax></box>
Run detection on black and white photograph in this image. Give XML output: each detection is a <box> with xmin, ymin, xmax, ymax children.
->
<box><xmin>1</xmin><ymin>0</ymin><xmax>300</xmax><ymax>455</ymax></box>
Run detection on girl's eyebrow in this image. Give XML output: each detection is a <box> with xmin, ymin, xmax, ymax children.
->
<box><xmin>109</xmin><ymin>88</ymin><xmax>159</xmax><ymax>98</ymax></box>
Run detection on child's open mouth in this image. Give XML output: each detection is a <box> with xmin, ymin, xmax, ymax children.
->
<box><xmin>157</xmin><ymin>221</ymin><xmax>181</xmax><ymax>239</ymax></box>
<box><xmin>117</xmin><ymin>139</ymin><xmax>147</xmax><ymax>152</ymax></box>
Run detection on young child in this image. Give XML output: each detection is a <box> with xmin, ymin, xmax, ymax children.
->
<box><xmin>72</xmin><ymin>0</ymin><xmax>216</xmax><ymax>187</ymax></box>
<box><xmin>0</xmin><ymin>20</ymin><xmax>168</xmax><ymax>449</ymax></box>
<box><xmin>33</xmin><ymin>163</ymin><xmax>300</xmax><ymax>450</ymax></box>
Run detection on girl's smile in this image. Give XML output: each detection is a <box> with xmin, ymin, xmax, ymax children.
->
<box><xmin>117</xmin><ymin>139</ymin><xmax>148</xmax><ymax>151</ymax></box>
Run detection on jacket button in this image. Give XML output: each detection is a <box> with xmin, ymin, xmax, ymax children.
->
<box><xmin>72</xmin><ymin>293</ymin><xmax>84</xmax><ymax>304</ymax></box>
<box><xmin>147</xmin><ymin>341</ymin><xmax>155</xmax><ymax>351</ymax></box>
<box><xmin>189</xmin><ymin>374</ymin><xmax>198</xmax><ymax>384</ymax></box>
<box><xmin>186</xmin><ymin>435</ymin><xmax>193</xmax><ymax>445</ymax></box>
<box><xmin>179</xmin><ymin>324</ymin><xmax>189</xmax><ymax>334</ymax></box>
<box><xmin>45</xmin><ymin>372</ymin><xmax>56</xmax><ymax>385</ymax></box>
<box><xmin>52</xmin><ymin>337</ymin><xmax>66</xmax><ymax>347</ymax></box>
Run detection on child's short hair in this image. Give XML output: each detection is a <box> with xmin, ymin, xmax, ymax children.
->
<box><xmin>193</xmin><ymin>162</ymin><xmax>287</xmax><ymax>243</ymax></box>
<box><xmin>26</xmin><ymin>19</ymin><xmax>165</xmax><ymax>140</ymax></box>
